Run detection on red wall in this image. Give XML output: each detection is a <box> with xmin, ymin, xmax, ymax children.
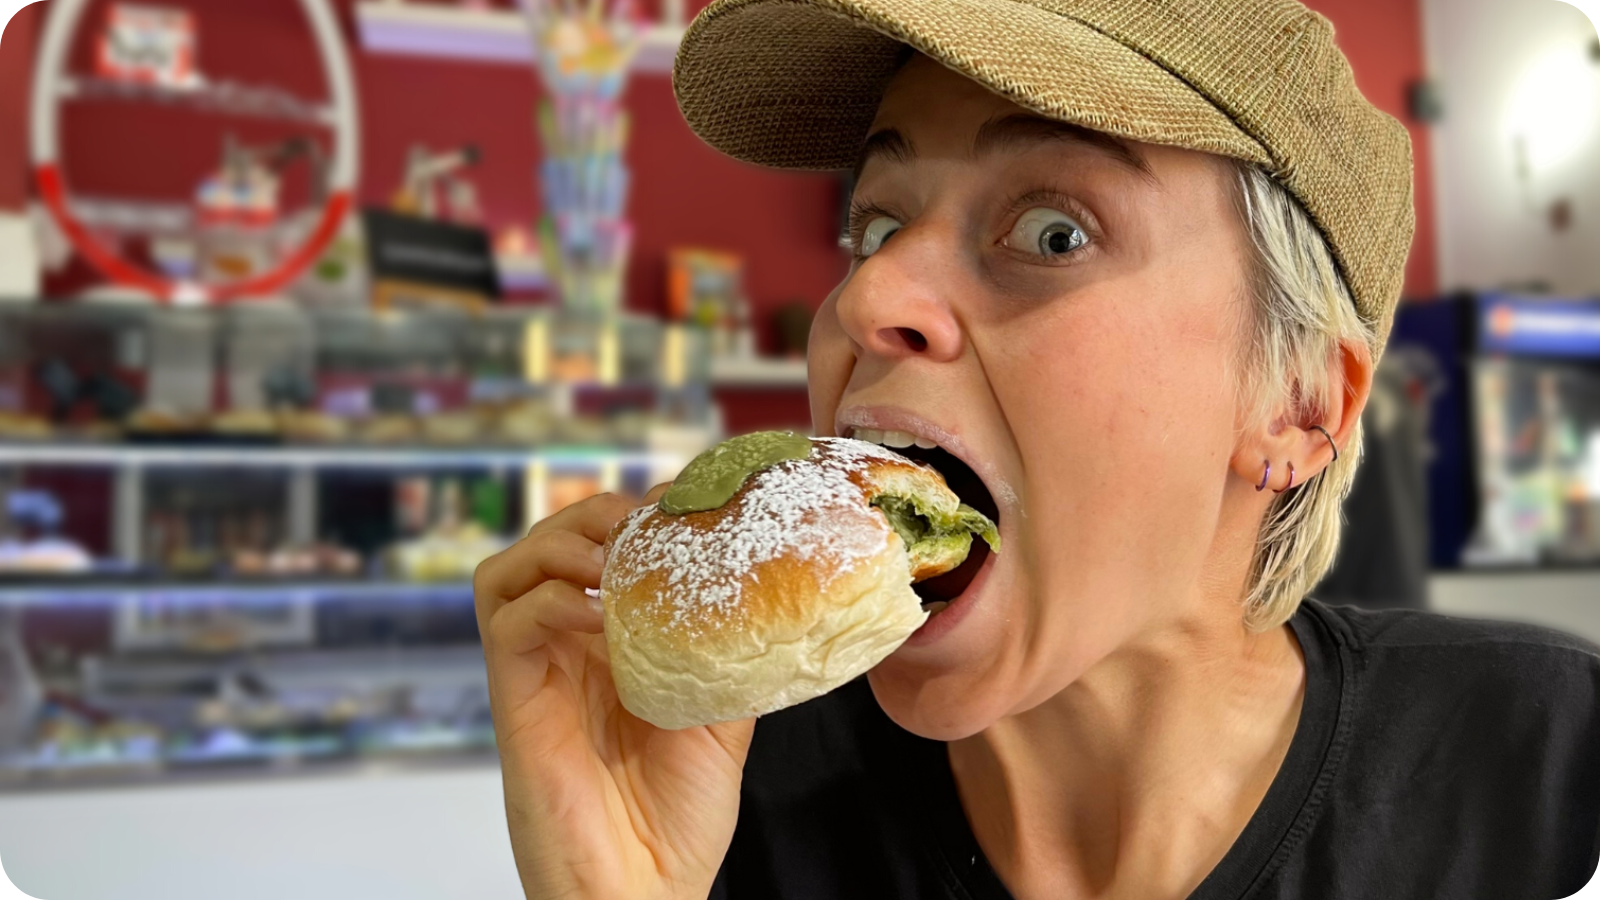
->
<box><xmin>1302</xmin><ymin>0</ymin><xmax>1438</xmax><ymax>298</ymax></box>
<box><xmin>0</xmin><ymin>0</ymin><xmax>1435</xmax><ymax>314</ymax></box>
<box><xmin>0</xmin><ymin>0</ymin><xmax>849</xmax><ymax>336</ymax></box>
<box><xmin>0</xmin><ymin>2</ymin><xmax>41</xmax><ymax>211</ymax></box>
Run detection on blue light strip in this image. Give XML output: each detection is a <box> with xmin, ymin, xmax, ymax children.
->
<box><xmin>1477</xmin><ymin>293</ymin><xmax>1600</xmax><ymax>359</ymax></box>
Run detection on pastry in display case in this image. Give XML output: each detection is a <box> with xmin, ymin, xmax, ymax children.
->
<box><xmin>208</xmin><ymin>408</ymin><xmax>282</xmax><ymax>440</ymax></box>
<box><xmin>277</xmin><ymin>408</ymin><xmax>351</xmax><ymax>443</ymax></box>
<box><xmin>0</xmin><ymin>412</ymin><xmax>53</xmax><ymax>441</ymax></box>
<box><xmin>357</xmin><ymin>413</ymin><xmax>421</xmax><ymax>445</ymax></box>
<box><xmin>492</xmin><ymin>398</ymin><xmax>556</xmax><ymax>446</ymax></box>
<box><xmin>0</xmin><ymin>490</ymin><xmax>92</xmax><ymax>574</ymax></box>
<box><xmin>420</xmin><ymin>409</ymin><xmax>488</xmax><ymax>446</ymax></box>
<box><xmin>124</xmin><ymin>407</ymin><xmax>208</xmax><ymax>441</ymax></box>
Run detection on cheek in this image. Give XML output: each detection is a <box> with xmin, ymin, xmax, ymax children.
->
<box><xmin>990</xmin><ymin>279</ymin><xmax>1241</xmax><ymax>585</ymax></box>
<box><xmin>806</xmin><ymin>290</ymin><xmax>854</xmax><ymax>435</ymax></box>
<box><xmin>1006</xmin><ymin>295</ymin><xmax>1236</xmax><ymax>458</ymax></box>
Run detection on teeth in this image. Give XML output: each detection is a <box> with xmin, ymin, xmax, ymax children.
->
<box><xmin>921</xmin><ymin>601</ymin><xmax>950</xmax><ymax>614</ymax></box>
<box><xmin>850</xmin><ymin>427</ymin><xmax>937</xmax><ymax>451</ymax></box>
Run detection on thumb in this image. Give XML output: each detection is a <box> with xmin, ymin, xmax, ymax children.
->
<box><xmin>703</xmin><ymin>716</ymin><xmax>758</xmax><ymax>766</ymax></box>
<box><xmin>642</xmin><ymin>482</ymin><xmax>673</xmax><ymax>506</ymax></box>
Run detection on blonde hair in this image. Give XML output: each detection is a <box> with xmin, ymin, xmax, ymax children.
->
<box><xmin>1230</xmin><ymin>162</ymin><xmax>1380</xmax><ymax>631</ymax></box>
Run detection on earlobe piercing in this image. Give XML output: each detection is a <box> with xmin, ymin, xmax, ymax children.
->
<box><xmin>1273</xmin><ymin>462</ymin><xmax>1297</xmax><ymax>494</ymax></box>
<box><xmin>1256</xmin><ymin>460</ymin><xmax>1271</xmax><ymax>492</ymax></box>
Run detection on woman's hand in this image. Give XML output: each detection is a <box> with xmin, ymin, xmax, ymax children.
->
<box><xmin>475</xmin><ymin>489</ymin><xmax>757</xmax><ymax>900</ymax></box>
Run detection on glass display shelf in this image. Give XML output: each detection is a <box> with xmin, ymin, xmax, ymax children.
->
<box><xmin>1</xmin><ymin>630</ymin><xmax>496</xmax><ymax>790</ymax></box>
<box><xmin>0</xmin><ymin>443</ymin><xmax>678</xmax><ymax>470</ymax></box>
<box><xmin>0</xmin><ymin>746</ymin><xmax>501</xmax><ymax>794</ymax></box>
<box><xmin>0</xmin><ymin>297</ymin><xmax>726</xmax><ymax>792</ymax></box>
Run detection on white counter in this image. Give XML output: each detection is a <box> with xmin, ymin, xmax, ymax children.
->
<box><xmin>1430</xmin><ymin>570</ymin><xmax>1600</xmax><ymax>646</ymax></box>
<box><xmin>0</xmin><ymin>763</ymin><xmax>522</xmax><ymax>900</ymax></box>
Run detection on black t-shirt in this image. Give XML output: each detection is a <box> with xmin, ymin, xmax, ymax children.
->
<box><xmin>710</xmin><ymin>600</ymin><xmax>1600</xmax><ymax>899</ymax></box>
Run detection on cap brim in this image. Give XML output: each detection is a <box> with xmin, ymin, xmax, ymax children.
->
<box><xmin>674</xmin><ymin>0</ymin><xmax>1275</xmax><ymax>172</ymax></box>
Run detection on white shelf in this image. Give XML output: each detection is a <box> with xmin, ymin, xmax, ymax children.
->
<box><xmin>0</xmin><ymin>444</ymin><xmax>679</xmax><ymax>470</ymax></box>
<box><xmin>58</xmin><ymin>76</ymin><xmax>335</xmax><ymax>125</ymax></box>
<box><xmin>355</xmin><ymin>2</ymin><xmax>683</xmax><ymax>74</ymax></box>
<box><xmin>67</xmin><ymin>195</ymin><xmax>194</xmax><ymax>235</ymax></box>
<box><xmin>708</xmin><ymin>356</ymin><xmax>809</xmax><ymax>388</ymax></box>
<box><xmin>0</xmin><ymin>580</ymin><xmax>476</xmax><ymax>607</ymax></box>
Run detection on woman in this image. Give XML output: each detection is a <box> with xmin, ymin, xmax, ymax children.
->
<box><xmin>474</xmin><ymin>0</ymin><xmax>1600</xmax><ymax>897</ymax></box>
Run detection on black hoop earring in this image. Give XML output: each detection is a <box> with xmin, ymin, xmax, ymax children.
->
<box><xmin>1311</xmin><ymin>425</ymin><xmax>1339</xmax><ymax>463</ymax></box>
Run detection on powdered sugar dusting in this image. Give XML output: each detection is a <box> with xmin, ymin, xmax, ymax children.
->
<box><xmin>604</xmin><ymin>439</ymin><xmax>905</xmax><ymax>633</ymax></box>
<box><xmin>810</xmin><ymin>435</ymin><xmax>914</xmax><ymax>467</ymax></box>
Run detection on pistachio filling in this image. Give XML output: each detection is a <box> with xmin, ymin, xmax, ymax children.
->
<box><xmin>871</xmin><ymin>493</ymin><xmax>1000</xmax><ymax>574</ymax></box>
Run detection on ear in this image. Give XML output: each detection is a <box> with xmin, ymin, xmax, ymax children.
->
<box><xmin>1230</xmin><ymin>339</ymin><xmax>1373</xmax><ymax>494</ymax></box>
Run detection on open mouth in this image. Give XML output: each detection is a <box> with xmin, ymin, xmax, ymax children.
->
<box><xmin>846</xmin><ymin>427</ymin><xmax>1000</xmax><ymax>610</ymax></box>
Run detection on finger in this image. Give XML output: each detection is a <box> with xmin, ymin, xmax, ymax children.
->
<box><xmin>485</xmin><ymin>579</ymin><xmax>604</xmax><ymax>657</ymax></box>
<box><xmin>529</xmin><ymin>491</ymin><xmax>634</xmax><ymax>543</ymax></box>
<box><xmin>642</xmin><ymin>482</ymin><xmax>672</xmax><ymax>505</ymax></box>
<box><xmin>475</xmin><ymin>529</ymin><xmax>605</xmax><ymax>631</ymax></box>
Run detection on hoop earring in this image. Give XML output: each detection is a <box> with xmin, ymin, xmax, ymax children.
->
<box><xmin>1311</xmin><ymin>425</ymin><xmax>1339</xmax><ymax>463</ymax></box>
<box><xmin>1273</xmin><ymin>462</ymin><xmax>1297</xmax><ymax>494</ymax></box>
<box><xmin>1255</xmin><ymin>460</ymin><xmax>1271</xmax><ymax>492</ymax></box>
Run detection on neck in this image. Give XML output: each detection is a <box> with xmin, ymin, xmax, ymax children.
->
<box><xmin>948</xmin><ymin>590</ymin><xmax>1307</xmax><ymax>900</ymax></box>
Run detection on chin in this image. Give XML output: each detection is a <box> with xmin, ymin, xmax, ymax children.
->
<box><xmin>829</xmin><ymin>409</ymin><xmax>1038</xmax><ymax>739</ymax></box>
<box><xmin>864</xmin><ymin>559</ymin><xmax>1124</xmax><ymax>741</ymax></box>
<box><xmin>864</xmin><ymin>563</ymin><xmax>1027</xmax><ymax>741</ymax></box>
<box><xmin>866</xmin><ymin>664</ymin><xmax>1014</xmax><ymax>742</ymax></box>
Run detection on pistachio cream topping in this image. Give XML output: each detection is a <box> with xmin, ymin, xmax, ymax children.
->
<box><xmin>658</xmin><ymin>430</ymin><xmax>814</xmax><ymax>514</ymax></box>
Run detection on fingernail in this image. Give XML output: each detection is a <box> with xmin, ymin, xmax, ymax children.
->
<box><xmin>586</xmin><ymin>589</ymin><xmax>604</xmax><ymax>614</ymax></box>
<box><xmin>590</xmin><ymin>545</ymin><xmax>606</xmax><ymax>565</ymax></box>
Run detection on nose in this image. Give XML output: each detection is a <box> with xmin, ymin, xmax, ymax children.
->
<box><xmin>832</xmin><ymin>227</ymin><xmax>965</xmax><ymax>364</ymax></box>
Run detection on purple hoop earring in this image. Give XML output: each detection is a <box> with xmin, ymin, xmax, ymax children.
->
<box><xmin>1273</xmin><ymin>462</ymin><xmax>1297</xmax><ymax>494</ymax></box>
<box><xmin>1256</xmin><ymin>460</ymin><xmax>1271</xmax><ymax>492</ymax></box>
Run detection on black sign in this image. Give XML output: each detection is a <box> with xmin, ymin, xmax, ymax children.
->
<box><xmin>362</xmin><ymin>209</ymin><xmax>501</xmax><ymax>299</ymax></box>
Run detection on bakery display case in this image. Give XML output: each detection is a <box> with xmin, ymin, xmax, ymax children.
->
<box><xmin>0</xmin><ymin>299</ymin><xmax>718</xmax><ymax>788</ymax></box>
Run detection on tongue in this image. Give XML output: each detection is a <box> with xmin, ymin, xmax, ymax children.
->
<box><xmin>913</xmin><ymin>539</ymin><xmax>990</xmax><ymax>603</ymax></box>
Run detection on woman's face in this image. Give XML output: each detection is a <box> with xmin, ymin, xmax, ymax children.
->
<box><xmin>809</xmin><ymin>55</ymin><xmax>1263</xmax><ymax>739</ymax></box>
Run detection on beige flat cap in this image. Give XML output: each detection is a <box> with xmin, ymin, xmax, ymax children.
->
<box><xmin>672</xmin><ymin>0</ymin><xmax>1416</xmax><ymax>339</ymax></box>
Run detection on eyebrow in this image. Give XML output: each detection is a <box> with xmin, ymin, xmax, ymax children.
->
<box><xmin>853</xmin><ymin>113</ymin><xmax>1154</xmax><ymax>182</ymax></box>
<box><xmin>852</xmin><ymin>128</ymin><xmax>916</xmax><ymax>182</ymax></box>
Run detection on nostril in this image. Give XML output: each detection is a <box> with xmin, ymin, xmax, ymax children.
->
<box><xmin>877</xmin><ymin>327</ymin><xmax>929</xmax><ymax>353</ymax></box>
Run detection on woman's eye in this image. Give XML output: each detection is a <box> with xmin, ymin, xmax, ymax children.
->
<box><xmin>858</xmin><ymin>216</ymin><xmax>903</xmax><ymax>257</ymax></box>
<box><xmin>1006</xmin><ymin>208</ymin><xmax>1089</xmax><ymax>258</ymax></box>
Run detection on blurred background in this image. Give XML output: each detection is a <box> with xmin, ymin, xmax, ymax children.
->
<box><xmin>0</xmin><ymin>0</ymin><xmax>1596</xmax><ymax>896</ymax></box>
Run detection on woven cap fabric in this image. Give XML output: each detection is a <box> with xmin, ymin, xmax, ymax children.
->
<box><xmin>672</xmin><ymin>0</ymin><xmax>1415</xmax><ymax>339</ymax></box>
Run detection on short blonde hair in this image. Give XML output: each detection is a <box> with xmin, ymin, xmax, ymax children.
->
<box><xmin>1230</xmin><ymin>162</ymin><xmax>1381</xmax><ymax>631</ymax></box>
